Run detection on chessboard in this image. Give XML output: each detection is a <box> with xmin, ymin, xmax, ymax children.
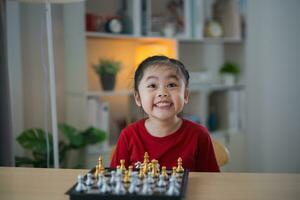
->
<box><xmin>66</xmin><ymin>153</ymin><xmax>189</xmax><ymax>200</ymax></box>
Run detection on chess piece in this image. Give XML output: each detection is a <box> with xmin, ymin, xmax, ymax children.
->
<box><xmin>157</xmin><ymin>174</ymin><xmax>167</xmax><ymax>187</ymax></box>
<box><xmin>75</xmin><ymin>174</ymin><xmax>87</xmax><ymax>192</ymax></box>
<box><xmin>128</xmin><ymin>173</ymin><xmax>140</xmax><ymax>194</ymax></box>
<box><xmin>110</xmin><ymin>170</ymin><xmax>116</xmax><ymax>185</ymax></box>
<box><xmin>172</xmin><ymin>166</ymin><xmax>177</xmax><ymax>177</ymax></box>
<box><xmin>94</xmin><ymin>164</ymin><xmax>99</xmax><ymax>178</ymax></box>
<box><xmin>85</xmin><ymin>173</ymin><xmax>94</xmax><ymax>186</ymax></box>
<box><xmin>142</xmin><ymin>152</ymin><xmax>149</xmax><ymax>174</ymax></box>
<box><xmin>176</xmin><ymin>157</ymin><xmax>184</xmax><ymax>173</ymax></box>
<box><xmin>151</xmin><ymin>159</ymin><xmax>159</xmax><ymax>178</ymax></box>
<box><xmin>114</xmin><ymin>175</ymin><xmax>126</xmax><ymax>194</ymax></box>
<box><xmin>98</xmin><ymin>155</ymin><xmax>105</xmax><ymax>172</ymax></box>
<box><xmin>97</xmin><ymin>173</ymin><xmax>105</xmax><ymax>189</ymax></box>
<box><xmin>166</xmin><ymin>176</ymin><xmax>180</xmax><ymax>196</ymax></box>
<box><xmin>138</xmin><ymin>167</ymin><xmax>144</xmax><ymax>179</ymax></box>
<box><xmin>123</xmin><ymin>170</ymin><xmax>130</xmax><ymax>183</ymax></box>
<box><xmin>120</xmin><ymin>159</ymin><xmax>126</xmax><ymax>172</ymax></box>
<box><xmin>128</xmin><ymin>165</ymin><xmax>133</xmax><ymax>177</ymax></box>
<box><xmin>100</xmin><ymin>177</ymin><xmax>111</xmax><ymax>193</ymax></box>
<box><xmin>161</xmin><ymin>166</ymin><xmax>169</xmax><ymax>179</ymax></box>
<box><xmin>141</xmin><ymin>176</ymin><xmax>153</xmax><ymax>195</ymax></box>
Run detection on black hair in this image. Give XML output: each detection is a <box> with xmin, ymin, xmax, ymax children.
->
<box><xmin>134</xmin><ymin>55</ymin><xmax>190</xmax><ymax>92</ymax></box>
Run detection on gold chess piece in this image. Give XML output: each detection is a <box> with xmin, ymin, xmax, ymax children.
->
<box><xmin>120</xmin><ymin>159</ymin><xmax>126</xmax><ymax>172</ymax></box>
<box><xmin>98</xmin><ymin>155</ymin><xmax>105</xmax><ymax>172</ymax></box>
<box><xmin>128</xmin><ymin>165</ymin><xmax>133</xmax><ymax>177</ymax></box>
<box><xmin>176</xmin><ymin>157</ymin><xmax>184</xmax><ymax>173</ymax></box>
<box><xmin>142</xmin><ymin>152</ymin><xmax>149</xmax><ymax>174</ymax></box>
<box><xmin>138</xmin><ymin>167</ymin><xmax>144</xmax><ymax>179</ymax></box>
<box><xmin>123</xmin><ymin>170</ymin><xmax>130</xmax><ymax>183</ymax></box>
<box><xmin>172</xmin><ymin>166</ymin><xmax>177</xmax><ymax>177</ymax></box>
<box><xmin>94</xmin><ymin>164</ymin><xmax>99</xmax><ymax>177</ymax></box>
<box><xmin>161</xmin><ymin>166</ymin><xmax>168</xmax><ymax>179</ymax></box>
<box><xmin>151</xmin><ymin>159</ymin><xmax>159</xmax><ymax>178</ymax></box>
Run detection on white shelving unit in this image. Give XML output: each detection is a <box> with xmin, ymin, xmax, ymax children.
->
<box><xmin>64</xmin><ymin>0</ymin><xmax>246</xmax><ymax>168</ymax></box>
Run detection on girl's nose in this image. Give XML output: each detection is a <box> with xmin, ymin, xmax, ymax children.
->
<box><xmin>158</xmin><ymin>93</ymin><xmax>168</xmax><ymax>97</ymax></box>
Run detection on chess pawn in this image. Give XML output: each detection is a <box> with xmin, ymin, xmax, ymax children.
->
<box><xmin>110</xmin><ymin>170</ymin><xmax>116</xmax><ymax>185</ymax></box>
<box><xmin>141</xmin><ymin>176</ymin><xmax>153</xmax><ymax>195</ymax></box>
<box><xmin>116</xmin><ymin>165</ymin><xmax>121</xmax><ymax>174</ymax></box>
<box><xmin>166</xmin><ymin>176</ymin><xmax>180</xmax><ymax>196</ymax></box>
<box><xmin>157</xmin><ymin>174</ymin><xmax>167</xmax><ymax>187</ymax></box>
<box><xmin>114</xmin><ymin>175</ymin><xmax>126</xmax><ymax>194</ymax></box>
<box><xmin>172</xmin><ymin>166</ymin><xmax>177</xmax><ymax>177</ymax></box>
<box><xmin>100</xmin><ymin>177</ymin><xmax>111</xmax><ymax>193</ymax></box>
<box><xmin>75</xmin><ymin>174</ymin><xmax>87</xmax><ymax>192</ymax></box>
<box><xmin>176</xmin><ymin>157</ymin><xmax>184</xmax><ymax>173</ymax></box>
<box><xmin>120</xmin><ymin>159</ymin><xmax>126</xmax><ymax>172</ymax></box>
<box><xmin>85</xmin><ymin>173</ymin><xmax>94</xmax><ymax>186</ymax></box>
<box><xmin>98</xmin><ymin>155</ymin><xmax>105</xmax><ymax>171</ymax></box>
<box><xmin>123</xmin><ymin>170</ymin><xmax>130</xmax><ymax>183</ymax></box>
<box><xmin>161</xmin><ymin>166</ymin><xmax>169</xmax><ymax>179</ymax></box>
<box><xmin>128</xmin><ymin>173</ymin><xmax>140</xmax><ymax>194</ymax></box>
<box><xmin>97</xmin><ymin>173</ymin><xmax>105</xmax><ymax>189</ymax></box>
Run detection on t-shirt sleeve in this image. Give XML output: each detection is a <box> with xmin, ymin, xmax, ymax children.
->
<box><xmin>110</xmin><ymin>129</ymin><xmax>130</xmax><ymax>168</ymax></box>
<box><xmin>196</xmin><ymin>128</ymin><xmax>220</xmax><ymax>172</ymax></box>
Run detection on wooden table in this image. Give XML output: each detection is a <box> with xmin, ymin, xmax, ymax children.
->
<box><xmin>0</xmin><ymin>167</ymin><xmax>299</xmax><ymax>200</ymax></box>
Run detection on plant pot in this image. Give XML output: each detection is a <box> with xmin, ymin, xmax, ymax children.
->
<box><xmin>221</xmin><ymin>73</ymin><xmax>235</xmax><ymax>86</ymax></box>
<box><xmin>100</xmin><ymin>73</ymin><xmax>116</xmax><ymax>91</ymax></box>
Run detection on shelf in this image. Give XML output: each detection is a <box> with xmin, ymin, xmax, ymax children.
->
<box><xmin>86</xmin><ymin>32</ymin><xmax>243</xmax><ymax>44</ymax></box>
<box><xmin>86</xmin><ymin>90</ymin><xmax>133</xmax><ymax>97</ymax></box>
<box><xmin>189</xmin><ymin>83</ymin><xmax>245</xmax><ymax>93</ymax></box>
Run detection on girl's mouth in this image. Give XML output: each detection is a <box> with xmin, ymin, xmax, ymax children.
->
<box><xmin>154</xmin><ymin>101</ymin><xmax>172</xmax><ymax>108</ymax></box>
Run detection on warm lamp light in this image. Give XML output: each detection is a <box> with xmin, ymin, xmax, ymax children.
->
<box><xmin>12</xmin><ymin>0</ymin><xmax>85</xmax><ymax>168</ymax></box>
<box><xmin>134</xmin><ymin>43</ymin><xmax>177</xmax><ymax>68</ymax></box>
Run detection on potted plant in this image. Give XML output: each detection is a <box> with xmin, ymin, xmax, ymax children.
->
<box><xmin>93</xmin><ymin>58</ymin><xmax>121</xmax><ymax>91</ymax></box>
<box><xmin>219</xmin><ymin>62</ymin><xmax>240</xmax><ymax>86</ymax></box>
<box><xmin>15</xmin><ymin>123</ymin><xmax>106</xmax><ymax>168</ymax></box>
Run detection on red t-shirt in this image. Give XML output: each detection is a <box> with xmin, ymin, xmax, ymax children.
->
<box><xmin>110</xmin><ymin>118</ymin><xmax>220</xmax><ymax>172</ymax></box>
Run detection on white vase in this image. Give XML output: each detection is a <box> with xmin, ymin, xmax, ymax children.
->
<box><xmin>221</xmin><ymin>74</ymin><xmax>235</xmax><ymax>86</ymax></box>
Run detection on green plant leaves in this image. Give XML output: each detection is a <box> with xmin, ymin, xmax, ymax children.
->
<box><xmin>16</xmin><ymin>128</ymin><xmax>52</xmax><ymax>154</ymax></box>
<box><xmin>93</xmin><ymin>59</ymin><xmax>121</xmax><ymax>75</ymax></box>
<box><xmin>82</xmin><ymin>127</ymin><xmax>106</xmax><ymax>145</ymax></box>
<box><xmin>58</xmin><ymin>123</ymin><xmax>83</xmax><ymax>149</ymax></box>
<box><xmin>15</xmin><ymin>124</ymin><xmax>107</xmax><ymax>168</ymax></box>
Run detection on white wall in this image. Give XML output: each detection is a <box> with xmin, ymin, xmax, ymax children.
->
<box><xmin>246</xmin><ymin>0</ymin><xmax>300</xmax><ymax>172</ymax></box>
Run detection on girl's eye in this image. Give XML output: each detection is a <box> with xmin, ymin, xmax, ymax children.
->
<box><xmin>147</xmin><ymin>84</ymin><xmax>156</xmax><ymax>88</ymax></box>
<box><xmin>168</xmin><ymin>83</ymin><xmax>178</xmax><ymax>88</ymax></box>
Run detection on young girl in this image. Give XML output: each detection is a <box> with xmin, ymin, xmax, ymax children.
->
<box><xmin>110</xmin><ymin>55</ymin><xmax>220</xmax><ymax>172</ymax></box>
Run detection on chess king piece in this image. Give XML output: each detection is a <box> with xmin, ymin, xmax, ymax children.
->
<box><xmin>75</xmin><ymin>174</ymin><xmax>87</xmax><ymax>192</ymax></box>
<box><xmin>176</xmin><ymin>157</ymin><xmax>184</xmax><ymax>173</ymax></box>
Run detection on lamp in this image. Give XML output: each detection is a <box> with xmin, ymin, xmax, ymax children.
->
<box><xmin>13</xmin><ymin>0</ymin><xmax>84</xmax><ymax>168</ymax></box>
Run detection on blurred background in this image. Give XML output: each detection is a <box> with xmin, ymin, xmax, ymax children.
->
<box><xmin>1</xmin><ymin>0</ymin><xmax>299</xmax><ymax>172</ymax></box>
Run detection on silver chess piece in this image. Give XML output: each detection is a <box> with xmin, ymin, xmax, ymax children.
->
<box><xmin>85</xmin><ymin>173</ymin><xmax>94</xmax><ymax>186</ymax></box>
<box><xmin>75</xmin><ymin>174</ymin><xmax>87</xmax><ymax>192</ymax></box>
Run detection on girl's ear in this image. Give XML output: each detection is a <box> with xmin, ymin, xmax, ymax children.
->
<box><xmin>134</xmin><ymin>91</ymin><xmax>142</xmax><ymax>107</ymax></box>
<box><xmin>184</xmin><ymin>88</ymin><xmax>189</xmax><ymax>104</ymax></box>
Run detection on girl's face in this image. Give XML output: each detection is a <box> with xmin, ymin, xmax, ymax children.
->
<box><xmin>134</xmin><ymin>65</ymin><xmax>189</xmax><ymax>122</ymax></box>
